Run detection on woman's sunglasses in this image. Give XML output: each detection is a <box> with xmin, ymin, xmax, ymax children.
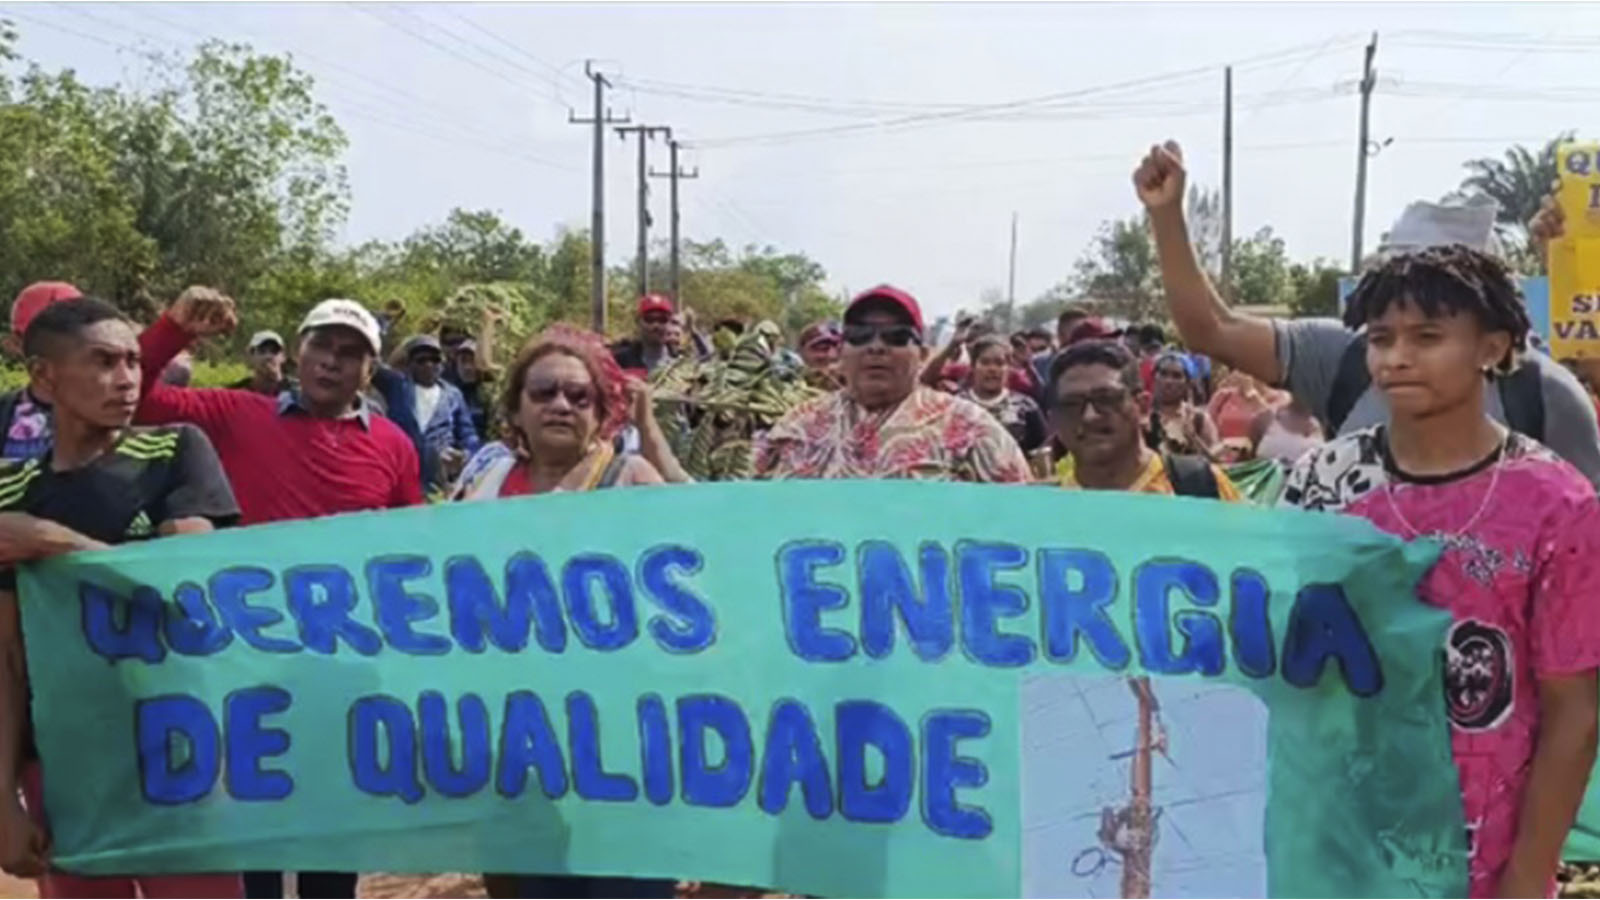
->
<box><xmin>526</xmin><ymin>377</ymin><xmax>596</xmax><ymax>409</ymax></box>
<box><xmin>842</xmin><ymin>324</ymin><xmax>922</xmax><ymax>348</ymax></box>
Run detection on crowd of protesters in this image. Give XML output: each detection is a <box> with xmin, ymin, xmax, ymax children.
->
<box><xmin>0</xmin><ymin>137</ymin><xmax>1595</xmax><ymax>900</ymax></box>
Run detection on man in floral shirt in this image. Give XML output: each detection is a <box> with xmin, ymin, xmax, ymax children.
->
<box><xmin>753</xmin><ymin>285</ymin><xmax>1030</xmax><ymax>482</ymax></box>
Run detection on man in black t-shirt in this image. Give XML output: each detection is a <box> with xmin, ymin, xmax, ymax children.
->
<box><xmin>0</xmin><ymin>298</ymin><xmax>242</xmax><ymax>897</ymax></box>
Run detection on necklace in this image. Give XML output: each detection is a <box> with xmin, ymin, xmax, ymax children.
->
<box><xmin>1382</xmin><ymin>434</ymin><xmax>1508</xmax><ymax>540</ymax></box>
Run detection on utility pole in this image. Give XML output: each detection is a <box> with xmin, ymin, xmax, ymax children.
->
<box><xmin>1006</xmin><ymin>212</ymin><xmax>1018</xmax><ymax>330</ymax></box>
<box><xmin>617</xmin><ymin>124</ymin><xmax>670</xmax><ymax>298</ymax></box>
<box><xmin>650</xmin><ymin>136</ymin><xmax>699</xmax><ymax>305</ymax></box>
<box><xmin>1350</xmin><ymin>32</ymin><xmax>1379</xmax><ymax>272</ymax></box>
<box><xmin>568</xmin><ymin>61</ymin><xmax>628</xmax><ymax>333</ymax></box>
<box><xmin>1221</xmin><ymin>66</ymin><xmax>1234</xmax><ymax>302</ymax></box>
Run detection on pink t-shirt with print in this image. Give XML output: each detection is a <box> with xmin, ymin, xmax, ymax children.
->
<box><xmin>1283</xmin><ymin>426</ymin><xmax>1600</xmax><ymax>897</ymax></box>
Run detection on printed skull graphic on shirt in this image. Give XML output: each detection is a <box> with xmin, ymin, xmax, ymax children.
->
<box><xmin>1444</xmin><ymin>619</ymin><xmax>1514</xmax><ymax>732</ymax></box>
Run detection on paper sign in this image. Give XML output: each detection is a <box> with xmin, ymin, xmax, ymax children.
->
<box><xmin>1549</xmin><ymin>143</ymin><xmax>1600</xmax><ymax>359</ymax></box>
<box><xmin>19</xmin><ymin>481</ymin><xmax>1468</xmax><ymax>897</ymax></box>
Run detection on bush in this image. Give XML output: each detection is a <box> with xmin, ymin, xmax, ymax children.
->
<box><xmin>0</xmin><ymin>360</ymin><xmax>249</xmax><ymax>393</ymax></box>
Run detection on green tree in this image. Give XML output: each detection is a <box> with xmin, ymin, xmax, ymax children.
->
<box><xmin>111</xmin><ymin>41</ymin><xmax>349</xmax><ymax>298</ymax></box>
<box><xmin>1287</xmin><ymin>259</ymin><xmax>1345</xmax><ymax>318</ymax></box>
<box><xmin>0</xmin><ymin>64</ymin><xmax>156</xmax><ymax>309</ymax></box>
<box><xmin>1071</xmin><ymin>215</ymin><xmax>1160</xmax><ymax>323</ymax></box>
<box><xmin>1454</xmin><ymin>132</ymin><xmax>1575</xmax><ymax>265</ymax></box>
<box><xmin>1228</xmin><ymin>227</ymin><xmax>1292</xmax><ymax>310</ymax></box>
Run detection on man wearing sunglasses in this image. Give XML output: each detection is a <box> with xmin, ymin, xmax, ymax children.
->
<box><xmin>1048</xmin><ymin>339</ymin><xmax>1238</xmax><ymax>499</ymax></box>
<box><xmin>753</xmin><ymin>285</ymin><xmax>1030</xmax><ymax>482</ymax></box>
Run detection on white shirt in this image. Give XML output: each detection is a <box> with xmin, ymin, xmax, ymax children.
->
<box><xmin>414</xmin><ymin>382</ymin><xmax>444</xmax><ymax>428</ymax></box>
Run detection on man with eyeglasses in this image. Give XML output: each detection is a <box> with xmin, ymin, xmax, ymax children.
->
<box><xmin>753</xmin><ymin>285</ymin><xmax>1029</xmax><ymax>482</ymax></box>
<box><xmin>1047</xmin><ymin>339</ymin><xmax>1238</xmax><ymax>499</ymax></box>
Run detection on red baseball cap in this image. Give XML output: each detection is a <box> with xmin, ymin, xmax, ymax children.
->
<box><xmin>637</xmin><ymin>294</ymin><xmax>674</xmax><ymax>317</ymax></box>
<box><xmin>845</xmin><ymin>285</ymin><xmax>924</xmax><ymax>334</ymax></box>
<box><xmin>1066</xmin><ymin>317</ymin><xmax>1121</xmax><ymax>345</ymax></box>
<box><xmin>11</xmin><ymin>281</ymin><xmax>83</xmax><ymax>337</ymax></box>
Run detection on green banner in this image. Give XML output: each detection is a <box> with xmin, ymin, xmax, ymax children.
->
<box><xmin>19</xmin><ymin>481</ymin><xmax>1466</xmax><ymax>897</ymax></box>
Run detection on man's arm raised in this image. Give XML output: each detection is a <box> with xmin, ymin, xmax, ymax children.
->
<box><xmin>136</xmin><ymin>287</ymin><xmax>244</xmax><ymax>430</ymax></box>
<box><xmin>1137</xmin><ymin>141</ymin><xmax>1283</xmax><ymax>385</ymax></box>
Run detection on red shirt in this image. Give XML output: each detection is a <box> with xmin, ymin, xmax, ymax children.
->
<box><xmin>135</xmin><ymin>315</ymin><xmax>423</xmax><ymax>525</ymax></box>
<box><xmin>498</xmin><ymin>464</ymin><xmax>533</xmax><ymax>498</ymax></box>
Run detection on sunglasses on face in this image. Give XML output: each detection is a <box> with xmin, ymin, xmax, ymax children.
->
<box><xmin>1055</xmin><ymin>387</ymin><xmax>1131</xmax><ymax>419</ymax></box>
<box><xmin>526</xmin><ymin>377</ymin><xmax>596</xmax><ymax>409</ymax></box>
<box><xmin>641</xmin><ymin>313</ymin><xmax>672</xmax><ymax>325</ymax></box>
<box><xmin>842</xmin><ymin>324</ymin><xmax>922</xmax><ymax>348</ymax></box>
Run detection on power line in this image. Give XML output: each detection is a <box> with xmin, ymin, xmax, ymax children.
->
<box><xmin>685</xmin><ymin>36</ymin><xmax>1366</xmax><ymax>148</ymax></box>
<box><xmin>394</xmin><ymin>5</ymin><xmax>571</xmax><ymax>106</ymax></box>
<box><xmin>351</xmin><ymin>4</ymin><xmax>551</xmax><ymax>96</ymax></box>
<box><xmin>446</xmin><ymin>9</ymin><xmax>577</xmax><ymax>87</ymax></box>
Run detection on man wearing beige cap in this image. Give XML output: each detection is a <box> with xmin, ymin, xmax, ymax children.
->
<box><xmin>230</xmin><ymin>329</ymin><xmax>295</xmax><ymax>397</ymax></box>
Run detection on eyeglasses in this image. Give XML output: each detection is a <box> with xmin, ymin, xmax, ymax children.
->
<box><xmin>641</xmin><ymin>313</ymin><xmax>672</xmax><ymax>325</ymax></box>
<box><xmin>1054</xmin><ymin>387</ymin><xmax>1130</xmax><ymax>418</ymax></box>
<box><xmin>526</xmin><ymin>377</ymin><xmax>596</xmax><ymax>409</ymax></box>
<box><xmin>842</xmin><ymin>324</ymin><xmax>922</xmax><ymax>348</ymax></box>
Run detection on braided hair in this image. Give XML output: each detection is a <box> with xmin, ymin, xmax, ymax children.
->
<box><xmin>1342</xmin><ymin>243</ymin><xmax>1531</xmax><ymax>372</ymax></box>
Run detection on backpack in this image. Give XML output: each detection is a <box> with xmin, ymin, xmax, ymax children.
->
<box><xmin>1326</xmin><ymin>335</ymin><xmax>1544</xmax><ymax>439</ymax></box>
<box><xmin>595</xmin><ymin>452</ymin><xmax>630</xmax><ymax>489</ymax></box>
<box><xmin>1162</xmin><ymin>452</ymin><xmax>1220</xmax><ymax>499</ymax></box>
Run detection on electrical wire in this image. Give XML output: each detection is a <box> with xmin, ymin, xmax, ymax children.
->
<box><xmin>350</xmin><ymin>4</ymin><xmax>553</xmax><ymax>97</ymax></box>
<box><xmin>685</xmin><ymin>36</ymin><xmax>1367</xmax><ymax>148</ymax></box>
<box><xmin>391</xmin><ymin>5</ymin><xmax>571</xmax><ymax>107</ymax></box>
<box><xmin>446</xmin><ymin>9</ymin><xmax>577</xmax><ymax>87</ymax></box>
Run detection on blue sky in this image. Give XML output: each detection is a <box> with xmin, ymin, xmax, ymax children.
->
<box><xmin>6</xmin><ymin>2</ymin><xmax>1598</xmax><ymax>318</ymax></box>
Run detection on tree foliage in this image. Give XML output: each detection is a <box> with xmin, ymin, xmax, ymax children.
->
<box><xmin>1070</xmin><ymin>214</ymin><xmax>1161</xmax><ymax>323</ymax></box>
<box><xmin>1287</xmin><ymin>260</ymin><xmax>1345</xmax><ymax>319</ymax></box>
<box><xmin>1229</xmin><ymin>227</ymin><xmax>1292</xmax><ymax>310</ymax></box>
<box><xmin>0</xmin><ymin>27</ymin><xmax>833</xmax><ymax>365</ymax></box>
<box><xmin>1453</xmin><ymin>132</ymin><xmax>1575</xmax><ymax>269</ymax></box>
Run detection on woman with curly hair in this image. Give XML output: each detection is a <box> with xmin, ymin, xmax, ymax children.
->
<box><xmin>459</xmin><ymin>326</ymin><xmax>673</xmax><ymax>899</ymax></box>
<box><xmin>451</xmin><ymin>325</ymin><xmax>667</xmax><ymax>499</ymax></box>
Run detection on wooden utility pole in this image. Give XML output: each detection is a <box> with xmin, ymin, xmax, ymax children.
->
<box><xmin>617</xmin><ymin>124</ymin><xmax>670</xmax><ymax>298</ymax></box>
<box><xmin>568</xmin><ymin>61</ymin><xmax>628</xmax><ymax>332</ymax></box>
<box><xmin>650</xmin><ymin>136</ymin><xmax>699</xmax><ymax>305</ymax></box>
<box><xmin>1350</xmin><ymin>32</ymin><xmax>1379</xmax><ymax>271</ymax></box>
<box><xmin>1221</xmin><ymin>66</ymin><xmax>1234</xmax><ymax>301</ymax></box>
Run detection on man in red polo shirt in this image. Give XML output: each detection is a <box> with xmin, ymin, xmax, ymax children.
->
<box><xmin>136</xmin><ymin>291</ymin><xmax>417</xmax><ymax>897</ymax></box>
<box><xmin>136</xmin><ymin>292</ymin><xmax>421</xmax><ymax>525</ymax></box>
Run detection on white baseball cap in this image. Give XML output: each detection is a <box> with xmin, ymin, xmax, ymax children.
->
<box><xmin>298</xmin><ymin>299</ymin><xmax>382</xmax><ymax>355</ymax></box>
<box><xmin>247</xmin><ymin>330</ymin><xmax>285</xmax><ymax>352</ymax></box>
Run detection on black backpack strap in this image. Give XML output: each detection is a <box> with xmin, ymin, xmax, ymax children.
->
<box><xmin>1162</xmin><ymin>452</ymin><xmax>1220</xmax><ymax>499</ymax></box>
<box><xmin>1497</xmin><ymin>362</ymin><xmax>1545</xmax><ymax>443</ymax></box>
<box><xmin>596</xmin><ymin>452</ymin><xmax>630</xmax><ymax>489</ymax></box>
<box><xmin>1325</xmin><ymin>334</ymin><xmax>1370</xmax><ymax>435</ymax></box>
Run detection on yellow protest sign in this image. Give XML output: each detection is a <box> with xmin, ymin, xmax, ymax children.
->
<box><xmin>1549</xmin><ymin>141</ymin><xmax>1600</xmax><ymax>358</ymax></box>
